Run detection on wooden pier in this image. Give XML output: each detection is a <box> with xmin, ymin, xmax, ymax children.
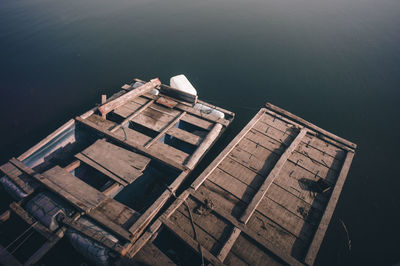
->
<box><xmin>128</xmin><ymin>103</ymin><xmax>356</xmax><ymax>265</ymax></box>
<box><xmin>0</xmin><ymin>77</ymin><xmax>234</xmax><ymax>265</ymax></box>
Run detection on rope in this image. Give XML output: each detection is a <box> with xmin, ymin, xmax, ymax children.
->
<box><xmin>166</xmin><ymin>185</ymin><xmax>205</xmax><ymax>266</ymax></box>
<box><xmin>121</xmin><ymin>126</ymin><xmax>128</xmax><ymax>141</ymax></box>
<box><xmin>9</xmin><ymin>230</ymin><xmax>35</xmax><ymax>254</ymax></box>
<box><xmin>2</xmin><ymin>221</ymin><xmax>37</xmax><ymax>251</ymax></box>
<box><xmin>183</xmin><ymin>199</ymin><xmax>205</xmax><ymax>266</ymax></box>
<box><xmin>339</xmin><ymin>219</ymin><xmax>351</xmax><ymax>251</ymax></box>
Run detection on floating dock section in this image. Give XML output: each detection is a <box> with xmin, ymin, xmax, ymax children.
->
<box><xmin>129</xmin><ymin>103</ymin><xmax>356</xmax><ymax>265</ymax></box>
<box><xmin>0</xmin><ymin>78</ymin><xmax>234</xmax><ymax>265</ymax></box>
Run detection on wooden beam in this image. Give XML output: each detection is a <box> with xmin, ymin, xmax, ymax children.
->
<box><xmin>0</xmin><ymin>162</ymin><xmax>34</xmax><ymax>195</ymax></box>
<box><xmin>216</xmin><ymin>226</ymin><xmax>241</xmax><ymax>262</ymax></box>
<box><xmin>141</xmin><ymin>93</ymin><xmax>231</xmax><ymax>127</ymax></box>
<box><xmin>103</xmin><ymin>183</ymin><xmax>124</xmax><ymax>197</ymax></box>
<box><xmin>159</xmin><ymin>84</ymin><xmax>198</xmax><ymax>104</ymax></box>
<box><xmin>98</xmin><ymin>78</ymin><xmax>161</xmax><ymax>117</ymax></box>
<box><xmin>265</xmin><ymin>102</ymin><xmax>357</xmax><ymax>150</ymax></box>
<box><xmin>87</xmin><ymin>209</ymin><xmax>133</xmax><ymax>241</ymax></box>
<box><xmin>126</xmin><ymin>220</ymin><xmax>163</xmax><ymax>258</ymax></box>
<box><xmin>304</xmin><ymin>151</ymin><xmax>355</xmax><ymax>265</ymax></box>
<box><xmin>128</xmin><ymin>171</ymin><xmax>190</xmax><ymax>241</ymax></box>
<box><xmin>185</xmin><ymin>123</ymin><xmax>223</xmax><ymax>170</ymax></box>
<box><xmin>160</xmin><ymin>217</ymin><xmax>224</xmax><ymax>266</ymax></box>
<box><xmin>110</xmin><ymin>99</ymin><xmax>155</xmax><ymax>133</ymax></box>
<box><xmin>196</xmin><ymin>99</ymin><xmax>235</xmax><ymax>118</ymax></box>
<box><xmin>75</xmin><ymin>116</ymin><xmax>186</xmax><ymax>171</ymax></box>
<box><xmin>0</xmin><ymin>210</ymin><xmax>10</xmax><ymax>222</ymax></box>
<box><xmin>17</xmin><ymin>119</ymin><xmax>75</xmax><ymax>162</ymax></box>
<box><xmin>9</xmin><ymin>202</ymin><xmax>54</xmax><ymax>241</ymax></box>
<box><xmin>191</xmin><ymin>109</ymin><xmax>266</xmax><ymax>190</ymax></box>
<box><xmin>75</xmin><ymin>153</ymin><xmax>129</xmax><ymax>186</ymax></box>
<box><xmin>145</xmin><ymin>112</ymin><xmax>186</xmax><ymax>148</ymax></box>
<box><xmin>64</xmin><ymin>160</ymin><xmax>81</xmax><ymax>173</ymax></box>
<box><xmin>239</xmin><ymin>127</ymin><xmax>308</xmax><ymax>224</ymax></box>
<box><xmin>191</xmin><ymin>191</ymin><xmax>304</xmax><ymax>266</ymax></box>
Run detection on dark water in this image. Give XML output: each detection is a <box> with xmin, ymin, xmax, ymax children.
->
<box><xmin>1</xmin><ymin>0</ymin><xmax>400</xmax><ymax>265</ymax></box>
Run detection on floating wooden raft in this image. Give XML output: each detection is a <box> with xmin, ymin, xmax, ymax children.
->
<box><xmin>0</xmin><ymin>78</ymin><xmax>234</xmax><ymax>265</ymax></box>
<box><xmin>129</xmin><ymin>102</ymin><xmax>356</xmax><ymax>265</ymax></box>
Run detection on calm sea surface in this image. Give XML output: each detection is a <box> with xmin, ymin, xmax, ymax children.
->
<box><xmin>1</xmin><ymin>0</ymin><xmax>400</xmax><ymax>265</ymax></box>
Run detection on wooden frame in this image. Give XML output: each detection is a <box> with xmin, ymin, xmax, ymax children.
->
<box><xmin>130</xmin><ymin>103</ymin><xmax>356</xmax><ymax>265</ymax></box>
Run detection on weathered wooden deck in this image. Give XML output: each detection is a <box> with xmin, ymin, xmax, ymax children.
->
<box><xmin>0</xmin><ymin>78</ymin><xmax>234</xmax><ymax>265</ymax></box>
<box><xmin>130</xmin><ymin>103</ymin><xmax>356</xmax><ymax>265</ymax></box>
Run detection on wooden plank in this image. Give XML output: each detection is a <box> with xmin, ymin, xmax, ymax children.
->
<box><xmin>218</xmin><ymin>157</ymin><xmax>264</xmax><ymax>190</ymax></box>
<box><xmin>191</xmin><ymin>190</ymin><xmax>304</xmax><ymax>266</ymax></box>
<box><xmin>246</xmin><ymin>211</ymin><xmax>306</xmax><ymax>260</ymax></box>
<box><xmin>159</xmin><ymin>83</ymin><xmax>198</xmax><ymax>104</ymax></box>
<box><xmin>64</xmin><ymin>160</ymin><xmax>81</xmax><ymax>173</ymax></box>
<box><xmin>0</xmin><ymin>243</ymin><xmax>22</xmax><ymax>266</ymax></box>
<box><xmin>126</xmin><ymin>220</ymin><xmax>163</xmax><ymax>258</ymax></box>
<box><xmin>110</xmin><ymin>99</ymin><xmax>155</xmax><ymax>133</ymax></box>
<box><xmin>185</xmin><ymin>123</ymin><xmax>223</xmax><ymax>170</ymax></box>
<box><xmin>245</xmin><ymin>129</ymin><xmax>288</xmax><ymax>155</ymax></box>
<box><xmin>288</xmin><ymin>151</ymin><xmax>338</xmax><ymax>183</ymax></box>
<box><xmin>197</xmin><ymin>181</ymin><xmax>246</xmax><ymax>219</ymax></box>
<box><xmin>273</xmin><ymin>162</ymin><xmax>329</xmax><ymax>210</ymax></box>
<box><xmin>113</xmin><ymin>127</ymin><xmax>190</xmax><ymax>168</ymax></box>
<box><xmin>256</xmin><ymin>195</ymin><xmax>317</xmax><ymax>242</ymax></box>
<box><xmin>302</xmin><ymin>134</ymin><xmax>346</xmax><ymax>161</ymax></box>
<box><xmin>296</xmin><ymin>142</ymin><xmax>343</xmax><ymax>172</ymax></box>
<box><xmin>208</xmin><ymin>168</ymin><xmax>256</xmax><ymax>204</ymax></box>
<box><xmin>145</xmin><ymin>112</ymin><xmax>187</xmax><ymax>148</ymax></box>
<box><xmin>228</xmin><ymin>145</ymin><xmax>279</xmax><ymax>176</ymax></box>
<box><xmin>175</xmin><ymin>103</ymin><xmax>231</xmax><ymax>127</ymax></box>
<box><xmin>92</xmin><ymin>198</ymin><xmax>141</xmax><ymax>230</ymax></box>
<box><xmin>217</xmin><ymin>226</ymin><xmax>241</xmax><ymax>262</ymax></box>
<box><xmin>98</xmin><ymin>79</ymin><xmax>161</xmax><ymax>116</ymax></box>
<box><xmin>131</xmin><ymin>242</ymin><xmax>176</xmax><ymax>266</ymax></box>
<box><xmin>87</xmin><ymin>208</ymin><xmax>133</xmax><ymax>241</ymax></box>
<box><xmin>113</xmin><ymin>100</ymin><xmax>143</xmax><ymax>118</ymax></box>
<box><xmin>0</xmin><ymin>210</ymin><xmax>11</xmax><ymax>222</ymax></box>
<box><xmin>0</xmin><ymin>162</ymin><xmax>35</xmax><ymax>195</ymax></box>
<box><xmin>131</xmin><ymin>108</ymin><xmax>176</xmax><ymax>132</ymax></box>
<box><xmin>262</xmin><ymin>110</ymin><xmax>349</xmax><ymax>158</ymax></box>
<box><xmin>41</xmin><ymin>166</ymin><xmax>107</xmax><ymax>212</ymax></box>
<box><xmin>140</xmin><ymin>93</ymin><xmax>231</xmax><ymax>128</ymax></box>
<box><xmin>265</xmin><ymin>183</ymin><xmax>323</xmax><ymax>226</ymax></box>
<box><xmin>160</xmin><ymin>217</ymin><xmax>224</xmax><ymax>266</ymax></box>
<box><xmin>265</xmin><ymin>103</ymin><xmax>357</xmax><ymax>149</ymax></box>
<box><xmin>128</xmin><ymin>171</ymin><xmax>190</xmax><ymax>241</ymax></box>
<box><xmin>103</xmin><ymin>183</ymin><xmax>124</xmax><ymax>197</ymax></box>
<box><xmin>75</xmin><ymin>153</ymin><xmax>129</xmax><ymax>186</ymax></box>
<box><xmin>166</xmin><ymin>127</ymin><xmax>203</xmax><ymax>146</ymax></box>
<box><xmin>9</xmin><ymin>202</ymin><xmax>54</xmax><ymax>241</ymax></box>
<box><xmin>305</xmin><ymin>151</ymin><xmax>355</xmax><ymax>265</ymax></box>
<box><xmin>81</xmin><ymin>139</ymin><xmax>151</xmax><ymax>179</ymax></box>
<box><xmin>197</xmin><ymin>99</ymin><xmax>235</xmax><ymax>118</ymax></box>
<box><xmin>240</xmin><ymin>128</ymin><xmax>308</xmax><ymax>224</ymax></box>
<box><xmin>229</xmin><ymin>234</ymin><xmax>283</xmax><ymax>266</ymax></box>
<box><xmin>17</xmin><ymin>119</ymin><xmax>75</xmax><ymax>162</ymax></box>
<box><xmin>75</xmin><ymin>116</ymin><xmax>187</xmax><ymax>171</ymax></box>
<box><xmin>170</xmin><ymin>205</ymin><xmax>223</xmax><ymax>253</ymax></box>
<box><xmin>181</xmin><ymin>113</ymin><xmax>214</xmax><ymax>131</ymax></box>
<box><xmin>85</xmin><ymin>114</ymin><xmax>117</xmax><ymax>131</ymax></box>
<box><xmin>191</xmin><ymin>109</ymin><xmax>266</xmax><ymax>190</ymax></box>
